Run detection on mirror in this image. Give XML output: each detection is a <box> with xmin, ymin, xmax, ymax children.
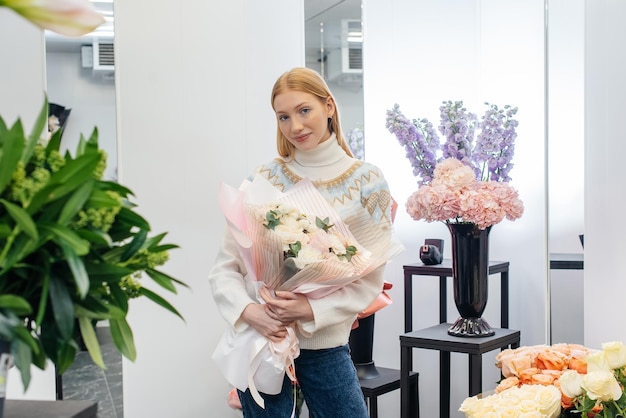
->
<box><xmin>305</xmin><ymin>0</ymin><xmax>364</xmax><ymax>158</ymax></box>
<box><xmin>44</xmin><ymin>1</ymin><xmax>122</xmax><ymax>415</ymax></box>
<box><xmin>304</xmin><ymin>0</ymin><xmax>585</xmax><ymax>347</ymax></box>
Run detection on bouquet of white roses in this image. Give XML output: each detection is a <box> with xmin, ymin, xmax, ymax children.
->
<box><xmin>213</xmin><ymin>175</ymin><xmax>402</xmax><ymax>408</ymax></box>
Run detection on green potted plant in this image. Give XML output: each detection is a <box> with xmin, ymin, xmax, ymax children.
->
<box><xmin>0</xmin><ymin>98</ymin><xmax>188</xmax><ymax>394</ymax></box>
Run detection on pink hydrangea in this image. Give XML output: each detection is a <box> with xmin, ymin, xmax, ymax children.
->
<box><xmin>406</xmin><ymin>157</ymin><xmax>524</xmax><ymax>229</ymax></box>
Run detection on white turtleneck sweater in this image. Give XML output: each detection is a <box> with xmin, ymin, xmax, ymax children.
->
<box><xmin>209</xmin><ymin>134</ymin><xmax>401</xmax><ymax>350</ymax></box>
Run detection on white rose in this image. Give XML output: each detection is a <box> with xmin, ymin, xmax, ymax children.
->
<box><xmin>602</xmin><ymin>341</ymin><xmax>626</xmax><ymax>369</ymax></box>
<box><xmin>559</xmin><ymin>370</ymin><xmax>584</xmax><ymax>398</ymax></box>
<box><xmin>581</xmin><ymin>370</ymin><xmax>623</xmax><ymax>401</ymax></box>
<box><xmin>534</xmin><ymin>385</ymin><xmax>562</xmax><ymax>418</ymax></box>
<box><xmin>292</xmin><ymin>246</ymin><xmax>323</xmax><ymax>269</ymax></box>
<box><xmin>586</xmin><ymin>350</ymin><xmax>611</xmax><ymax>373</ymax></box>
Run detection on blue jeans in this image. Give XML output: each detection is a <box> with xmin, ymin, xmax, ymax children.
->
<box><xmin>238</xmin><ymin>345</ymin><xmax>368</xmax><ymax>418</ymax></box>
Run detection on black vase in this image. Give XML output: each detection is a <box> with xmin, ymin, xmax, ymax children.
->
<box><xmin>348</xmin><ymin>314</ymin><xmax>380</xmax><ymax>379</ymax></box>
<box><xmin>446</xmin><ymin>223</ymin><xmax>495</xmax><ymax>337</ymax></box>
<box><xmin>0</xmin><ymin>339</ymin><xmax>10</xmax><ymax>418</ymax></box>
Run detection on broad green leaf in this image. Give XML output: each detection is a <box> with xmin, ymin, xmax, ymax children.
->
<box><xmin>74</xmin><ymin>300</ymin><xmax>124</xmax><ymax>320</ymax></box>
<box><xmin>40</xmin><ymin>223</ymin><xmax>89</xmax><ymax>255</ymax></box>
<box><xmin>115</xmin><ymin>206</ymin><xmax>150</xmax><ymax>230</ymax></box>
<box><xmin>138</xmin><ymin>287</ymin><xmax>184</xmax><ymax>321</ymax></box>
<box><xmin>109</xmin><ymin>318</ymin><xmax>136</xmax><ymax>361</ymax></box>
<box><xmin>0</xmin><ymin>122</ymin><xmax>25</xmax><ymax>195</ymax></box>
<box><xmin>121</xmin><ymin>229</ymin><xmax>147</xmax><ymax>262</ymax></box>
<box><xmin>27</xmin><ymin>152</ymin><xmax>100</xmax><ymax>213</ymax></box>
<box><xmin>55</xmin><ymin>341</ymin><xmax>78</xmax><ymax>374</ymax></box>
<box><xmin>108</xmin><ymin>283</ymin><xmax>129</xmax><ymax>313</ymax></box>
<box><xmin>34</xmin><ymin>268</ymin><xmax>50</xmax><ymax>326</ymax></box>
<box><xmin>57</xmin><ymin>179</ymin><xmax>95</xmax><ymax>225</ymax></box>
<box><xmin>144</xmin><ymin>268</ymin><xmax>178</xmax><ymax>293</ymax></box>
<box><xmin>87</xmin><ymin>188</ymin><xmax>122</xmax><ymax>208</ymax></box>
<box><xmin>22</xmin><ymin>97</ymin><xmax>49</xmax><ymax>164</ymax></box>
<box><xmin>98</xmin><ymin>180</ymin><xmax>134</xmax><ymax>197</ymax></box>
<box><xmin>0</xmin><ymin>295</ymin><xmax>32</xmax><ymax>315</ymax></box>
<box><xmin>48</xmin><ymin>277</ymin><xmax>75</xmax><ymax>340</ymax></box>
<box><xmin>84</xmin><ymin>262</ymin><xmax>134</xmax><ymax>279</ymax></box>
<box><xmin>0</xmin><ymin>199</ymin><xmax>38</xmax><ymax>239</ymax></box>
<box><xmin>12</xmin><ymin>337</ymin><xmax>33</xmax><ymax>390</ymax></box>
<box><xmin>78</xmin><ymin>316</ymin><xmax>105</xmax><ymax>369</ymax></box>
<box><xmin>60</xmin><ymin>241</ymin><xmax>89</xmax><ymax>298</ymax></box>
<box><xmin>76</xmin><ymin>229</ymin><xmax>113</xmax><ymax>247</ymax></box>
<box><xmin>0</xmin><ymin>224</ymin><xmax>11</xmax><ymax>237</ymax></box>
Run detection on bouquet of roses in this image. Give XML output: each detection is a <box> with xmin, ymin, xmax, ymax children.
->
<box><xmin>213</xmin><ymin>174</ymin><xmax>403</xmax><ymax>408</ymax></box>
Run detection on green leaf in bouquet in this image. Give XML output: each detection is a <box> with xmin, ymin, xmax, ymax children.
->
<box><xmin>109</xmin><ymin>318</ymin><xmax>136</xmax><ymax>361</ymax></box>
<box><xmin>0</xmin><ymin>295</ymin><xmax>32</xmax><ymax>316</ymax></box>
<box><xmin>121</xmin><ymin>228</ymin><xmax>147</xmax><ymax>262</ymax></box>
<box><xmin>40</xmin><ymin>223</ymin><xmax>90</xmax><ymax>256</ymax></box>
<box><xmin>83</xmin><ymin>261</ymin><xmax>135</xmax><ymax>282</ymax></box>
<box><xmin>86</xmin><ymin>187</ymin><xmax>122</xmax><ymax>208</ymax></box>
<box><xmin>78</xmin><ymin>315</ymin><xmax>105</xmax><ymax>369</ymax></box>
<box><xmin>21</xmin><ymin>97</ymin><xmax>49</xmax><ymax>166</ymax></box>
<box><xmin>60</xmin><ymin>241</ymin><xmax>90</xmax><ymax>298</ymax></box>
<box><xmin>11</xmin><ymin>336</ymin><xmax>33</xmax><ymax>390</ymax></box>
<box><xmin>27</xmin><ymin>152</ymin><xmax>101</xmax><ymax>214</ymax></box>
<box><xmin>0</xmin><ymin>121</ymin><xmax>25</xmax><ymax>195</ymax></box>
<box><xmin>49</xmin><ymin>276</ymin><xmax>75</xmax><ymax>340</ymax></box>
<box><xmin>138</xmin><ymin>287</ymin><xmax>185</xmax><ymax>321</ymax></box>
<box><xmin>57</xmin><ymin>180</ymin><xmax>95</xmax><ymax>225</ymax></box>
<box><xmin>54</xmin><ymin>338</ymin><xmax>78</xmax><ymax>374</ymax></box>
<box><xmin>0</xmin><ymin>198</ymin><xmax>38</xmax><ymax>239</ymax></box>
<box><xmin>315</xmin><ymin>216</ymin><xmax>334</xmax><ymax>232</ymax></box>
<box><xmin>144</xmin><ymin>268</ymin><xmax>178</xmax><ymax>293</ymax></box>
<box><xmin>75</xmin><ymin>229</ymin><xmax>113</xmax><ymax>247</ymax></box>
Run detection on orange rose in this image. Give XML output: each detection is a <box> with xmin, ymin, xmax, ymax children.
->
<box><xmin>532</xmin><ymin>373</ymin><xmax>556</xmax><ymax>386</ymax></box>
<box><xmin>519</xmin><ymin>367</ymin><xmax>541</xmax><ymax>384</ymax></box>
<box><xmin>495</xmin><ymin>376</ymin><xmax>519</xmax><ymax>393</ymax></box>
<box><xmin>569</xmin><ymin>357</ymin><xmax>588</xmax><ymax>374</ymax></box>
<box><xmin>537</xmin><ymin>350</ymin><xmax>568</xmax><ymax>371</ymax></box>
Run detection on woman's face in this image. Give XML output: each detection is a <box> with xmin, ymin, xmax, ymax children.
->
<box><xmin>273</xmin><ymin>89</ymin><xmax>335</xmax><ymax>152</ymax></box>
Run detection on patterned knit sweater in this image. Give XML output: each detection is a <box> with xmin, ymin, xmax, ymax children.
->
<box><xmin>209</xmin><ymin>135</ymin><xmax>399</xmax><ymax>350</ymax></box>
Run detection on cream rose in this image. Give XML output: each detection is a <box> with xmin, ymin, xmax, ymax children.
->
<box><xmin>581</xmin><ymin>370</ymin><xmax>623</xmax><ymax>401</ymax></box>
<box><xmin>559</xmin><ymin>370</ymin><xmax>584</xmax><ymax>398</ymax></box>
<box><xmin>602</xmin><ymin>341</ymin><xmax>626</xmax><ymax>369</ymax></box>
<box><xmin>586</xmin><ymin>350</ymin><xmax>611</xmax><ymax>373</ymax></box>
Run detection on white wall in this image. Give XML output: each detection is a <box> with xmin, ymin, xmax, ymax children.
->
<box><xmin>114</xmin><ymin>0</ymin><xmax>304</xmax><ymax>417</ymax></box>
<box><xmin>363</xmin><ymin>1</ymin><xmax>547</xmax><ymax>417</ymax></box>
<box><xmin>584</xmin><ymin>1</ymin><xmax>626</xmax><ymax>348</ymax></box>
<box><xmin>0</xmin><ymin>9</ymin><xmax>57</xmax><ymax>402</ymax></box>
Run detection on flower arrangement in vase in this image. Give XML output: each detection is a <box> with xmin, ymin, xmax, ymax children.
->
<box><xmin>386</xmin><ymin>100</ymin><xmax>524</xmax><ymax>336</ymax></box>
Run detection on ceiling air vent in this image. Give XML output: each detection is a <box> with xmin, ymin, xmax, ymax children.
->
<box><xmin>92</xmin><ymin>39</ymin><xmax>115</xmax><ymax>80</ymax></box>
<box><xmin>325</xmin><ymin>19</ymin><xmax>363</xmax><ymax>85</ymax></box>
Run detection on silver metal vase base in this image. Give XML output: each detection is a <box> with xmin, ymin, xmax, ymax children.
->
<box><xmin>448</xmin><ymin>317</ymin><xmax>495</xmax><ymax>337</ymax></box>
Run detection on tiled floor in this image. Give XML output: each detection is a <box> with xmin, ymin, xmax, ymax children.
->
<box><xmin>60</xmin><ymin>325</ymin><xmax>123</xmax><ymax>418</ymax></box>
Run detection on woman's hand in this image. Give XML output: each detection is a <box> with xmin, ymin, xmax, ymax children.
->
<box><xmin>240</xmin><ymin>303</ymin><xmax>289</xmax><ymax>343</ymax></box>
<box><xmin>259</xmin><ymin>287</ymin><xmax>314</xmax><ymax>323</ymax></box>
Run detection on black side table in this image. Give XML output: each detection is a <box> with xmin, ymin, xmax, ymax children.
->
<box><xmin>403</xmin><ymin>260</ymin><xmax>510</xmax><ymax>333</ymax></box>
<box><xmin>400</xmin><ymin>323</ymin><xmax>520</xmax><ymax>418</ymax></box>
<box><xmin>359</xmin><ymin>367</ymin><xmax>419</xmax><ymax>418</ymax></box>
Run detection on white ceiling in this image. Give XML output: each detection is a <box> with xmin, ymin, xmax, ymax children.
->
<box><xmin>46</xmin><ymin>0</ymin><xmax>362</xmax><ymax>58</ymax></box>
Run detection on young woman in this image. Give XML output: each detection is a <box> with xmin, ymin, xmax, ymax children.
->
<box><xmin>209</xmin><ymin>67</ymin><xmax>400</xmax><ymax>417</ymax></box>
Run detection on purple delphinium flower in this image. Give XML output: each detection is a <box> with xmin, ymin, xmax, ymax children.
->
<box><xmin>385</xmin><ymin>104</ymin><xmax>440</xmax><ymax>185</ymax></box>
<box><xmin>346</xmin><ymin>126</ymin><xmax>365</xmax><ymax>160</ymax></box>
<box><xmin>438</xmin><ymin>100</ymin><xmax>479</xmax><ymax>176</ymax></box>
<box><xmin>474</xmin><ymin>103</ymin><xmax>519</xmax><ymax>182</ymax></box>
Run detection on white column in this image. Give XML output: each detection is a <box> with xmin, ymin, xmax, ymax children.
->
<box><xmin>114</xmin><ymin>1</ymin><xmax>304</xmax><ymax>416</ymax></box>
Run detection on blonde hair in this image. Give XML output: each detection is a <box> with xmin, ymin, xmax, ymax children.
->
<box><xmin>271</xmin><ymin>67</ymin><xmax>353</xmax><ymax>159</ymax></box>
